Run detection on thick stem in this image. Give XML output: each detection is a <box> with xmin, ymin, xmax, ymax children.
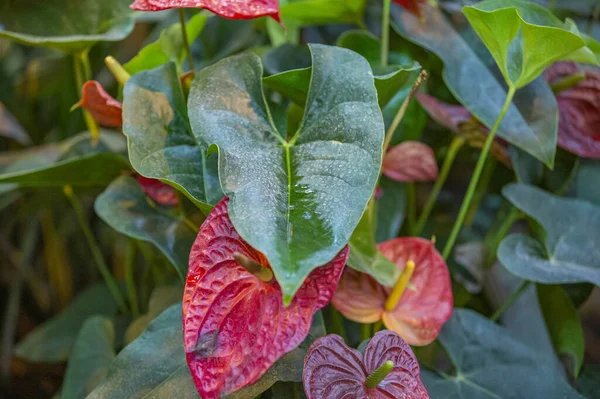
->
<box><xmin>365</xmin><ymin>360</ymin><xmax>395</xmax><ymax>389</ymax></box>
<box><xmin>179</xmin><ymin>9</ymin><xmax>196</xmax><ymax>72</ymax></box>
<box><xmin>381</xmin><ymin>0</ymin><xmax>391</xmax><ymax>66</ymax></box>
<box><xmin>105</xmin><ymin>56</ymin><xmax>131</xmax><ymax>86</ymax></box>
<box><xmin>73</xmin><ymin>53</ymin><xmax>100</xmax><ymax>143</ymax></box>
<box><xmin>361</xmin><ymin>322</ymin><xmax>372</xmax><ymax>342</ymax></box>
<box><xmin>415</xmin><ymin>137</ymin><xmax>464</xmax><ymax>236</ymax></box>
<box><xmin>442</xmin><ymin>86</ymin><xmax>516</xmax><ymax>260</ymax></box>
<box><xmin>491</xmin><ymin>281</ymin><xmax>531</xmax><ymax>322</ymax></box>
<box><xmin>233</xmin><ymin>253</ymin><xmax>274</xmax><ymax>282</ymax></box>
<box><xmin>384</xmin><ymin>260</ymin><xmax>415</xmax><ymax>311</ymax></box>
<box><xmin>550</xmin><ymin>72</ymin><xmax>585</xmax><ymax>94</ymax></box>
<box><xmin>329</xmin><ymin>307</ymin><xmax>347</xmax><ymax>341</ymax></box>
<box><xmin>63</xmin><ymin>185</ymin><xmax>128</xmax><ymax>313</ymax></box>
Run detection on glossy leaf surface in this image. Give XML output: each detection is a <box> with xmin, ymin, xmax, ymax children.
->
<box><xmin>0</xmin><ymin>0</ymin><xmax>134</xmax><ymax>53</ymax></box>
<box><xmin>61</xmin><ymin>316</ymin><xmax>115</xmax><ymax>399</ymax></box>
<box><xmin>303</xmin><ymin>331</ymin><xmax>429</xmax><ymax>399</ymax></box>
<box><xmin>422</xmin><ymin>309</ymin><xmax>583</xmax><ymax>399</ymax></box>
<box><xmin>498</xmin><ymin>183</ymin><xmax>600</xmax><ymax>286</ymax></box>
<box><xmin>189</xmin><ymin>44</ymin><xmax>381</xmax><ymax>300</ymax></box>
<box><xmin>95</xmin><ymin>176</ymin><xmax>197</xmax><ymax>280</ymax></box>
<box><xmin>392</xmin><ymin>5</ymin><xmax>558</xmax><ymax>166</ymax></box>
<box><xmin>15</xmin><ymin>284</ymin><xmax>118</xmax><ymax>362</ymax></box>
<box><xmin>334</xmin><ymin>238</ymin><xmax>453</xmax><ymax>346</ymax></box>
<box><xmin>130</xmin><ymin>0</ymin><xmax>280</xmax><ymax>22</ymax></box>
<box><xmin>382</xmin><ymin>141</ymin><xmax>438</xmax><ymax>183</ymax></box>
<box><xmin>80</xmin><ymin>81</ymin><xmax>123</xmax><ymax>128</ymax></box>
<box><xmin>183</xmin><ymin>197</ymin><xmax>347</xmax><ymax>398</ymax></box>
<box><xmin>123</xmin><ymin>62</ymin><xmax>222</xmax><ymax>214</ymax></box>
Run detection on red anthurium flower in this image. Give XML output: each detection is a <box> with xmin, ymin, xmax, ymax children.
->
<box><xmin>382</xmin><ymin>141</ymin><xmax>438</xmax><ymax>183</ymax></box>
<box><xmin>136</xmin><ymin>175</ymin><xmax>180</xmax><ymax>207</ymax></box>
<box><xmin>183</xmin><ymin>197</ymin><xmax>348</xmax><ymax>399</ymax></box>
<box><xmin>303</xmin><ymin>330</ymin><xmax>430</xmax><ymax>399</ymax></box>
<box><xmin>393</xmin><ymin>0</ymin><xmax>426</xmax><ymax>18</ymax></box>
<box><xmin>543</xmin><ymin>61</ymin><xmax>600</xmax><ymax>159</ymax></box>
<box><xmin>130</xmin><ymin>0</ymin><xmax>280</xmax><ymax>22</ymax></box>
<box><xmin>79</xmin><ymin>81</ymin><xmax>122</xmax><ymax>127</ymax></box>
<box><xmin>332</xmin><ymin>237</ymin><xmax>452</xmax><ymax>346</ymax></box>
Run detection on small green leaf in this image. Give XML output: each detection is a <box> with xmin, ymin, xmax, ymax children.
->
<box><xmin>15</xmin><ymin>284</ymin><xmax>119</xmax><ymax>362</ymax></box>
<box><xmin>61</xmin><ymin>316</ymin><xmax>116</xmax><ymax>399</ymax></box>
<box><xmin>95</xmin><ymin>176</ymin><xmax>198</xmax><ymax>280</ymax></box>
<box><xmin>498</xmin><ymin>183</ymin><xmax>600</xmax><ymax>286</ymax></box>
<box><xmin>422</xmin><ymin>309</ymin><xmax>583</xmax><ymax>398</ymax></box>
<box><xmin>537</xmin><ymin>284</ymin><xmax>585</xmax><ymax>379</ymax></box>
<box><xmin>189</xmin><ymin>44</ymin><xmax>383</xmax><ymax>301</ymax></box>
<box><xmin>0</xmin><ymin>0</ymin><xmax>134</xmax><ymax>53</ymax></box>
<box><xmin>123</xmin><ymin>62</ymin><xmax>222</xmax><ymax>214</ymax></box>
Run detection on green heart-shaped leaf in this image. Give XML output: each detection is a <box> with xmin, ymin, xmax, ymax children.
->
<box><xmin>122</xmin><ymin>62</ymin><xmax>222</xmax><ymax>215</ymax></box>
<box><xmin>0</xmin><ymin>0</ymin><xmax>134</xmax><ymax>53</ymax></box>
<box><xmin>189</xmin><ymin>44</ymin><xmax>383</xmax><ymax>301</ymax></box>
<box><xmin>498</xmin><ymin>183</ymin><xmax>600</xmax><ymax>286</ymax></box>
<box><xmin>422</xmin><ymin>309</ymin><xmax>583</xmax><ymax>398</ymax></box>
<box><xmin>95</xmin><ymin>176</ymin><xmax>199</xmax><ymax>280</ymax></box>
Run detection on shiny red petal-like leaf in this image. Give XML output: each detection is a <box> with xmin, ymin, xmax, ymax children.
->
<box><xmin>382</xmin><ymin>141</ymin><xmax>439</xmax><ymax>183</ymax></box>
<box><xmin>544</xmin><ymin>62</ymin><xmax>600</xmax><ymax>159</ymax></box>
<box><xmin>136</xmin><ymin>175</ymin><xmax>180</xmax><ymax>207</ymax></box>
<box><xmin>80</xmin><ymin>81</ymin><xmax>123</xmax><ymax>128</ymax></box>
<box><xmin>183</xmin><ymin>197</ymin><xmax>347</xmax><ymax>399</ymax></box>
<box><xmin>130</xmin><ymin>0</ymin><xmax>280</xmax><ymax>22</ymax></box>
<box><xmin>303</xmin><ymin>331</ymin><xmax>430</xmax><ymax>399</ymax></box>
<box><xmin>416</xmin><ymin>93</ymin><xmax>471</xmax><ymax>133</ymax></box>
<box><xmin>332</xmin><ymin>237</ymin><xmax>453</xmax><ymax>346</ymax></box>
<box><xmin>392</xmin><ymin>0</ymin><xmax>426</xmax><ymax>18</ymax></box>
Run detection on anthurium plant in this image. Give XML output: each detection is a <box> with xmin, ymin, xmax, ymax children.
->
<box><xmin>0</xmin><ymin>0</ymin><xmax>599</xmax><ymax>398</ymax></box>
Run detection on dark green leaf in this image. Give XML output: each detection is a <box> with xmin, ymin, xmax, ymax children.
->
<box><xmin>0</xmin><ymin>131</ymin><xmax>129</xmax><ymax>187</ymax></box>
<box><xmin>498</xmin><ymin>183</ymin><xmax>600</xmax><ymax>286</ymax></box>
<box><xmin>95</xmin><ymin>176</ymin><xmax>197</xmax><ymax>280</ymax></box>
<box><xmin>575</xmin><ymin>160</ymin><xmax>600</xmax><ymax>205</ymax></box>
<box><xmin>0</xmin><ymin>0</ymin><xmax>134</xmax><ymax>53</ymax></box>
<box><xmin>15</xmin><ymin>284</ymin><xmax>119</xmax><ymax>362</ymax></box>
<box><xmin>392</xmin><ymin>5</ymin><xmax>558</xmax><ymax>166</ymax></box>
<box><xmin>578</xmin><ymin>365</ymin><xmax>600</xmax><ymax>399</ymax></box>
<box><xmin>537</xmin><ymin>284</ymin><xmax>585</xmax><ymax>378</ymax></box>
<box><xmin>262</xmin><ymin>44</ymin><xmax>311</xmax><ymax>75</ymax></box>
<box><xmin>189</xmin><ymin>44</ymin><xmax>383</xmax><ymax>301</ymax></box>
<box><xmin>422</xmin><ymin>309</ymin><xmax>583</xmax><ymax>399</ymax></box>
<box><xmin>123</xmin><ymin>62</ymin><xmax>222</xmax><ymax>214</ymax></box>
<box><xmin>375</xmin><ymin>177</ymin><xmax>405</xmax><ymax>242</ymax></box>
<box><xmin>61</xmin><ymin>316</ymin><xmax>115</xmax><ymax>399</ymax></box>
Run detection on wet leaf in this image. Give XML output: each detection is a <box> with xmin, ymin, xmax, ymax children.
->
<box><xmin>334</xmin><ymin>237</ymin><xmax>453</xmax><ymax>346</ymax></box>
<box><xmin>303</xmin><ymin>331</ymin><xmax>429</xmax><ymax>399</ymax></box>
<box><xmin>61</xmin><ymin>316</ymin><xmax>115</xmax><ymax>399</ymax></box>
<box><xmin>95</xmin><ymin>176</ymin><xmax>197</xmax><ymax>280</ymax></box>
<box><xmin>498</xmin><ymin>183</ymin><xmax>600</xmax><ymax>286</ymax></box>
<box><xmin>123</xmin><ymin>62</ymin><xmax>222</xmax><ymax>214</ymax></box>
<box><xmin>183</xmin><ymin>197</ymin><xmax>347</xmax><ymax>398</ymax></box>
<box><xmin>15</xmin><ymin>284</ymin><xmax>119</xmax><ymax>362</ymax></box>
<box><xmin>79</xmin><ymin>81</ymin><xmax>123</xmax><ymax>128</ymax></box>
<box><xmin>130</xmin><ymin>0</ymin><xmax>280</xmax><ymax>22</ymax></box>
<box><xmin>382</xmin><ymin>141</ymin><xmax>438</xmax><ymax>183</ymax></box>
<box><xmin>189</xmin><ymin>44</ymin><xmax>381</xmax><ymax>300</ymax></box>
<box><xmin>0</xmin><ymin>0</ymin><xmax>134</xmax><ymax>53</ymax></box>
<box><xmin>422</xmin><ymin>309</ymin><xmax>583</xmax><ymax>399</ymax></box>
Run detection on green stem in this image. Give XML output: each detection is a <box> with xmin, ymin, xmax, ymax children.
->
<box><xmin>361</xmin><ymin>322</ymin><xmax>371</xmax><ymax>342</ymax></box>
<box><xmin>63</xmin><ymin>186</ymin><xmax>128</xmax><ymax>313</ymax></box>
<box><xmin>79</xmin><ymin>50</ymin><xmax>92</xmax><ymax>81</ymax></box>
<box><xmin>381</xmin><ymin>0</ymin><xmax>391</xmax><ymax>66</ymax></box>
<box><xmin>464</xmin><ymin>158</ymin><xmax>496</xmax><ymax>227</ymax></box>
<box><xmin>179</xmin><ymin>9</ymin><xmax>196</xmax><ymax>72</ymax></box>
<box><xmin>73</xmin><ymin>53</ymin><xmax>100</xmax><ymax>143</ymax></box>
<box><xmin>372</xmin><ymin>320</ymin><xmax>383</xmax><ymax>334</ymax></box>
<box><xmin>329</xmin><ymin>307</ymin><xmax>347</xmax><ymax>341</ymax></box>
<box><xmin>550</xmin><ymin>72</ymin><xmax>585</xmax><ymax>94</ymax></box>
<box><xmin>406</xmin><ymin>183</ymin><xmax>416</xmax><ymax>235</ymax></box>
<box><xmin>365</xmin><ymin>360</ymin><xmax>394</xmax><ymax>389</ymax></box>
<box><xmin>442</xmin><ymin>85</ymin><xmax>516</xmax><ymax>260</ymax></box>
<box><xmin>415</xmin><ymin>137</ymin><xmax>464</xmax><ymax>236</ymax></box>
<box><xmin>125</xmin><ymin>239</ymin><xmax>140</xmax><ymax>317</ymax></box>
<box><xmin>491</xmin><ymin>281</ymin><xmax>531</xmax><ymax>322</ymax></box>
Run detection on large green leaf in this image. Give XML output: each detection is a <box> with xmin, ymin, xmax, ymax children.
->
<box><xmin>0</xmin><ymin>0</ymin><xmax>134</xmax><ymax>53</ymax></box>
<box><xmin>575</xmin><ymin>160</ymin><xmax>600</xmax><ymax>206</ymax></box>
<box><xmin>61</xmin><ymin>316</ymin><xmax>115</xmax><ymax>399</ymax></box>
<box><xmin>0</xmin><ymin>131</ymin><xmax>129</xmax><ymax>187</ymax></box>
<box><xmin>498</xmin><ymin>184</ymin><xmax>600</xmax><ymax>286</ymax></box>
<box><xmin>188</xmin><ymin>44</ymin><xmax>383</xmax><ymax>301</ymax></box>
<box><xmin>537</xmin><ymin>284</ymin><xmax>584</xmax><ymax>379</ymax></box>
<box><xmin>280</xmin><ymin>0</ymin><xmax>367</xmax><ymax>27</ymax></box>
<box><xmin>95</xmin><ymin>176</ymin><xmax>198</xmax><ymax>280</ymax></box>
<box><xmin>123</xmin><ymin>62</ymin><xmax>222</xmax><ymax>214</ymax></box>
<box><xmin>88</xmin><ymin>304</ymin><xmax>326</xmax><ymax>399</ymax></box>
<box><xmin>422</xmin><ymin>309</ymin><xmax>583</xmax><ymax>399</ymax></box>
<box><xmin>15</xmin><ymin>284</ymin><xmax>119</xmax><ymax>362</ymax></box>
<box><xmin>125</xmin><ymin>12</ymin><xmax>209</xmax><ymax>75</ymax></box>
<box><xmin>392</xmin><ymin>5</ymin><xmax>558</xmax><ymax>167</ymax></box>
<box><xmin>463</xmin><ymin>0</ymin><xmax>592</xmax><ymax>88</ymax></box>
